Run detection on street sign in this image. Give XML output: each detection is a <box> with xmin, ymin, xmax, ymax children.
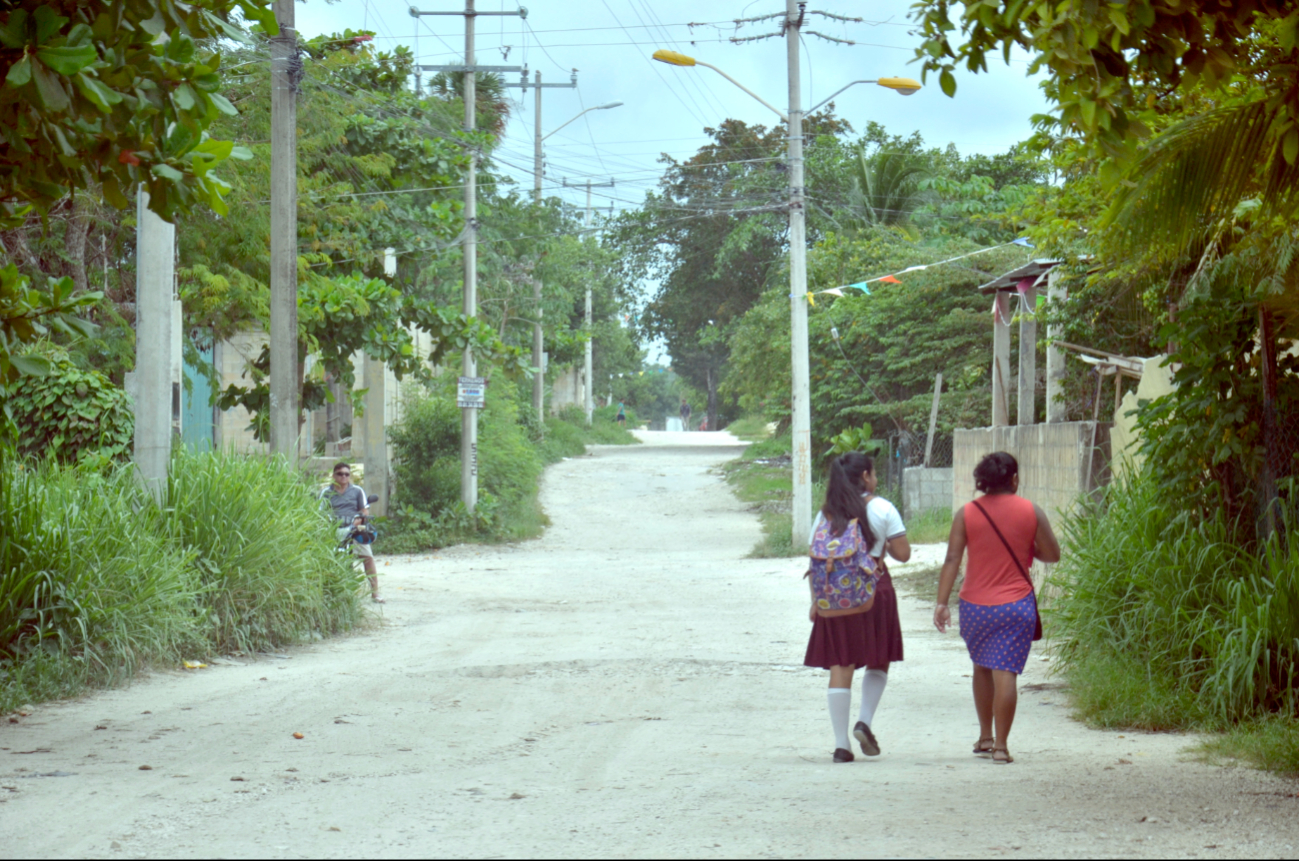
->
<box><xmin>457</xmin><ymin>376</ymin><xmax>486</xmax><ymax>409</ymax></box>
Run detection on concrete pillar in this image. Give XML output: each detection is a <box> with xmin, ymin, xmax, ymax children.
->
<box><xmin>991</xmin><ymin>291</ymin><xmax>1011</xmax><ymax>427</ymax></box>
<box><xmin>1045</xmin><ymin>270</ymin><xmax>1067</xmax><ymax>423</ymax></box>
<box><xmin>1017</xmin><ymin>280</ymin><xmax>1037</xmax><ymax>425</ymax></box>
<box><xmin>133</xmin><ymin>190</ymin><xmax>176</xmax><ymax>502</ymax></box>
<box><xmin>362</xmin><ymin>354</ymin><xmax>388</xmax><ymax>516</ymax></box>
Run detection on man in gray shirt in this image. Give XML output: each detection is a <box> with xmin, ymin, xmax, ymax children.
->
<box><xmin>321</xmin><ymin>461</ymin><xmax>383</xmax><ymax>603</ymax></box>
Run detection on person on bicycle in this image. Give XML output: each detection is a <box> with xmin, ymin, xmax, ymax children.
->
<box><xmin>322</xmin><ymin>461</ymin><xmax>383</xmax><ymax>604</ymax></box>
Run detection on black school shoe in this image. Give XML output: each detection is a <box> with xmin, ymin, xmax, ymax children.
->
<box><xmin>833</xmin><ymin>748</ymin><xmax>855</xmax><ymax>763</ymax></box>
<box><xmin>854</xmin><ymin>721</ymin><xmax>881</xmax><ymax>757</ymax></box>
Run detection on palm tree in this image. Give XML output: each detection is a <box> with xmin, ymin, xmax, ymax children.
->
<box><xmin>831</xmin><ymin>146</ymin><xmax>932</xmax><ymax>233</ymax></box>
<box><xmin>425</xmin><ymin>70</ymin><xmax>511</xmax><ymax>138</ymax></box>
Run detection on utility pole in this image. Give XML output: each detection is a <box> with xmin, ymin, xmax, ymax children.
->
<box><xmin>504</xmin><ymin>68</ymin><xmax>578</xmax><ymax>202</ymax></box>
<box><xmin>132</xmin><ymin>190</ymin><xmax>175</xmax><ymax>502</ymax></box>
<box><xmin>269</xmin><ymin>0</ymin><xmax>298</xmax><ymax>459</ymax></box>
<box><xmin>412</xmin><ymin>2</ymin><xmax>525</xmax><ymax>511</ymax></box>
<box><xmin>504</xmin><ymin>68</ymin><xmax>578</xmax><ymax>422</ymax></box>
<box><xmin>785</xmin><ymin>0</ymin><xmax>813</xmax><ymax>546</ymax></box>
<box><xmin>564</xmin><ymin>177</ymin><xmax>615</xmax><ymax>424</ymax></box>
<box><xmin>532</xmin><ymin>279</ymin><xmax>544</xmax><ymax>417</ymax></box>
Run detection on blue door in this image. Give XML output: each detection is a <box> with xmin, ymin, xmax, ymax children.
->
<box><xmin>182</xmin><ymin>341</ymin><xmax>214</xmax><ymax>451</ymax></box>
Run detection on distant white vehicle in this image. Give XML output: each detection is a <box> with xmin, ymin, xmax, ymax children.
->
<box><xmin>666</xmin><ymin>417</ymin><xmax>684</xmax><ymax>432</ymax></box>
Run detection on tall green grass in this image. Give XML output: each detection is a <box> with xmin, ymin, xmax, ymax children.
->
<box><xmin>1049</xmin><ymin>468</ymin><xmax>1299</xmax><ymax>730</ymax></box>
<box><xmin>0</xmin><ymin>448</ymin><xmax>365</xmax><ymax>712</ymax></box>
<box><xmin>164</xmin><ymin>448</ymin><xmax>364</xmax><ymax>654</ymax></box>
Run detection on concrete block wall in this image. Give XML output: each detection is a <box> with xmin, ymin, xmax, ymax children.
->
<box><xmin>953</xmin><ymin>421</ymin><xmax>1109</xmax><ymax>593</ymax></box>
<box><xmin>213</xmin><ymin>328</ymin><xmax>269</xmax><ymax>454</ymax></box>
<box><xmin>903</xmin><ymin>467</ymin><xmax>953</xmax><ymax>517</ymax></box>
<box><xmin>549</xmin><ymin>366</ymin><xmax>583</xmax><ymax>415</ymax></box>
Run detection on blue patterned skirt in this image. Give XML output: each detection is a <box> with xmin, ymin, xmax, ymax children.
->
<box><xmin>959</xmin><ymin>593</ymin><xmax>1037</xmax><ymax>674</ymax></box>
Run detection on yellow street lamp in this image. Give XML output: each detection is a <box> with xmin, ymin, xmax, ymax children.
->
<box><xmin>652</xmin><ymin>39</ymin><xmax>920</xmax><ymax>545</ymax></box>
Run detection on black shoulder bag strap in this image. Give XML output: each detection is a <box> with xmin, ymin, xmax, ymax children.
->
<box><xmin>969</xmin><ymin>499</ymin><xmax>1043</xmax><ymax>641</ymax></box>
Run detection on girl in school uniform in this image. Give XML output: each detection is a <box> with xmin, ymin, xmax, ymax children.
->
<box><xmin>808</xmin><ymin>452</ymin><xmax>908</xmax><ymax>758</ymax></box>
<box><xmin>804</xmin><ymin>453</ymin><xmax>881</xmax><ymax>762</ymax></box>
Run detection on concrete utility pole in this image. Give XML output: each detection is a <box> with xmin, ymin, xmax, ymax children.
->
<box><xmin>564</xmin><ymin>177</ymin><xmax>615</xmax><ymax>424</ymax></box>
<box><xmin>532</xmin><ymin>279</ymin><xmax>544</xmax><ymax>417</ymax></box>
<box><xmin>133</xmin><ymin>190</ymin><xmax>175</xmax><ymax>502</ymax></box>
<box><xmin>785</xmin><ymin>0</ymin><xmax>813</xmax><ymax>546</ymax></box>
<box><xmin>992</xmin><ymin>291</ymin><xmax>1011</xmax><ymax>427</ymax></box>
<box><xmin>505</xmin><ymin>68</ymin><xmax>577</xmax><ymax>422</ymax></box>
<box><xmin>503</xmin><ymin>69</ymin><xmax>578</xmax><ymax>202</ymax></box>
<box><xmin>1045</xmin><ymin>269</ymin><xmax>1067</xmax><ymax>423</ymax></box>
<box><xmin>1018</xmin><ymin>280</ymin><xmax>1038</xmax><ymax>425</ymax></box>
<box><xmin>412</xmin><ymin>2</ymin><xmax>524</xmax><ymax>511</ymax></box>
<box><xmin>269</xmin><ymin>0</ymin><xmax>298</xmax><ymax>459</ymax></box>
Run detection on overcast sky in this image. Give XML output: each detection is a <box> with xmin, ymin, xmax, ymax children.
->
<box><xmin>293</xmin><ymin>0</ymin><xmax>1051</xmax><ymax>215</ymax></box>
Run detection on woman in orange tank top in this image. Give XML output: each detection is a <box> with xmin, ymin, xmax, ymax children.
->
<box><xmin>933</xmin><ymin>452</ymin><xmax>1060</xmax><ymax>764</ymax></box>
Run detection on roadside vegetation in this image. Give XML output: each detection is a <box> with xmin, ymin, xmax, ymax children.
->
<box><xmin>0</xmin><ymin>448</ymin><xmax>362</xmax><ymax>714</ymax></box>
<box><xmin>379</xmin><ymin>381</ymin><xmax>641</xmax><ymax>553</ymax></box>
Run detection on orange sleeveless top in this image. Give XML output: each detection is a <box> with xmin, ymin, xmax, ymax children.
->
<box><xmin>960</xmin><ymin>493</ymin><xmax>1037</xmax><ymax>606</ymax></box>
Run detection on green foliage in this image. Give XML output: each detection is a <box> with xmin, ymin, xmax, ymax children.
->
<box><xmin>0</xmin><ymin>446</ymin><xmax>362</xmax><ymax>712</ymax></box>
<box><xmin>0</xmin><ymin>266</ymin><xmax>99</xmax><ymax>397</ymax></box>
<box><xmin>383</xmin><ymin>385</ymin><xmax>638</xmax><ymax>553</ymax></box>
<box><xmin>385</xmin><ymin>380</ymin><xmax>542</xmax><ymax>551</ymax></box>
<box><xmin>910</xmin><ymin>0</ymin><xmax>1299</xmax><ymax>174</ymax></box>
<box><xmin>727</xmin><ymin>232</ymin><xmax>1023</xmax><ymax>449</ymax></box>
<box><xmin>8</xmin><ymin>346</ymin><xmax>132</xmax><ymax>464</ymax></box>
<box><xmin>1198</xmin><ymin>715</ymin><xmax>1299</xmax><ymax>776</ymax></box>
<box><xmin>0</xmin><ymin>0</ymin><xmax>275</xmax><ymax>224</ymax></box>
<box><xmin>1049</xmin><ymin>468</ymin><xmax>1299</xmax><ymax>729</ymax></box>
<box><xmin>1136</xmin><ymin>263</ymin><xmax>1299</xmax><ymax>543</ymax></box>
<box><xmin>162</xmin><ymin>448</ymin><xmax>364</xmax><ymax>653</ymax></box>
<box><xmin>0</xmin><ymin>451</ymin><xmax>201</xmax><ymax>683</ymax></box>
<box><xmin>823</xmin><ymin>423</ymin><xmax>879</xmax><ymax>458</ymax></box>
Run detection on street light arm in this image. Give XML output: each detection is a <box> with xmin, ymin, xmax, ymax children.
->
<box><xmin>807</xmin><ymin>79</ymin><xmax>877</xmax><ymax>114</ymax></box>
<box><xmin>695</xmin><ymin>60</ymin><xmax>789</xmax><ymax>122</ymax></box>
<box><xmin>541</xmin><ymin>106</ymin><xmax>597</xmax><ymax>141</ymax></box>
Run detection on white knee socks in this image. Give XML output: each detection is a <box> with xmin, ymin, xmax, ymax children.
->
<box><xmin>859</xmin><ymin>669</ymin><xmax>888</xmax><ymax>728</ymax></box>
<box><xmin>827</xmin><ymin>688</ymin><xmax>852</xmax><ymax>750</ymax></box>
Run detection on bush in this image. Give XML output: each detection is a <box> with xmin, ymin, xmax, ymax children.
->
<box><xmin>8</xmin><ymin>347</ymin><xmax>133</xmax><ymax>465</ymax></box>
<box><xmin>386</xmin><ymin>379</ymin><xmax>546</xmax><ymax>551</ymax></box>
<box><xmin>0</xmin><ymin>447</ymin><xmax>366</xmax><ymax>712</ymax></box>
<box><xmin>163</xmin><ymin>448</ymin><xmax>364</xmax><ymax>654</ymax></box>
<box><xmin>1049</xmin><ymin>468</ymin><xmax>1299</xmax><ymax>729</ymax></box>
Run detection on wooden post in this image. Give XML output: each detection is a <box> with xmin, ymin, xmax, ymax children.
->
<box><xmin>992</xmin><ymin>291</ymin><xmax>1011</xmax><ymax>427</ymax></box>
<box><xmin>1017</xmin><ymin>281</ymin><xmax>1037</xmax><ymax>425</ymax></box>
<box><xmin>924</xmin><ymin>372</ymin><xmax>942</xmax><ymax>467</ymax></box>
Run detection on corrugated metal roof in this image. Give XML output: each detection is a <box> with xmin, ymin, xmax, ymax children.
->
<box><xmin>976</xmin><ymin>258</ymin><xmax>1063</xmax><ymax>294</ymax></box>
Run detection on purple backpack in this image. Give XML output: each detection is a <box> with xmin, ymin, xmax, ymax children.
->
<box><xmin>807</xmin><ymin>518</ymin><xmax>879</xmax><ymax>613</ymax></box>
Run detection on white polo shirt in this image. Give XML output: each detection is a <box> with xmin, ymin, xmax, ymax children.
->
<box><xmin>809</xmin><ymin>495</ymin><xmax>907</xmax><ymax>559</ymax></box>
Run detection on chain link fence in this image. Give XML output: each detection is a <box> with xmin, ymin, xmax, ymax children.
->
<box><xmin>1258</xmin><ymin>402</ymin><xmax>1299</xmax><ymax>541</ymax></box>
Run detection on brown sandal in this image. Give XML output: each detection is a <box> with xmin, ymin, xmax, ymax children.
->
<box><xmin>992</xmin><ymin>746</ymin><xmax>1014</xmax><ymax>764</ymax></box>
<box><xmin>973</xmin><ymin>737</ymin><xmax>996</xmax><ymax>755</ymax></box>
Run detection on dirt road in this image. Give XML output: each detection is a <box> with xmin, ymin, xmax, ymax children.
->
<box><xmin>3</xmin><ymin>431</ymin><xmax>1298</xmax><ymax>858</ymax></box>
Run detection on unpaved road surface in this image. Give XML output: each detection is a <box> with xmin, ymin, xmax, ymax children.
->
<box><xmin>4</xmin><ymin>431</ymin><xmax>1299</xmax><ymax>858</ymax></box>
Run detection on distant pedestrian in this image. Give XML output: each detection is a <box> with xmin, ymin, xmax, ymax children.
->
<box><xmin>934</xmin><ymin>451</ymin><xmax>1060</xmax><ymax>764</ymax></box>
<box><xmin>679</xmin><ymin>398</ymin><xmax>691</xmax><ymax>431</ymax></box>
<box><xmin>321</xmin><ymin>462</ymin><xmax>384</xmax><ymax>604</ymax></box>
<box><xmin>803</xmin><ymin>453</ymin><xmax>882</xmax><ymax>763</ymax></box>
<box><xmin>615</xmin><ymin>401</ymin><xmax>627</xmax><ymax>428</ymax></box>
<box><xmin>808</xmin><ymin>452</ymin><xmax>908</xmax><ymax>758</ymax></box>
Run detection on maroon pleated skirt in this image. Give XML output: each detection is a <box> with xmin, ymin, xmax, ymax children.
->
<box><xmin>803</xmin><ymin>571</ymin><xmax>905</xmax><ymax>669</ymax></box>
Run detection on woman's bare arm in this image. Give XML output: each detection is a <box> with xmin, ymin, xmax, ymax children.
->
<box><xmin>885</xmin><ymin>535</ymin><xmax>912</xmax><ymax>563</ymax></box>
<box><xmin>933</xmin><ymin>508</ymin><xmax>966</xmax><ymax>633</ymax></box>
<box><xmin>1032</xmin><ymin>503</ymin><xmax>1061</xmax><ymax>563</ymax></box>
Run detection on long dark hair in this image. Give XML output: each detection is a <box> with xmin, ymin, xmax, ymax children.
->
<box><xmin>820</xmin><ymin>452</ymin><xmax>874</xmax><ymax>546</ymax></box>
